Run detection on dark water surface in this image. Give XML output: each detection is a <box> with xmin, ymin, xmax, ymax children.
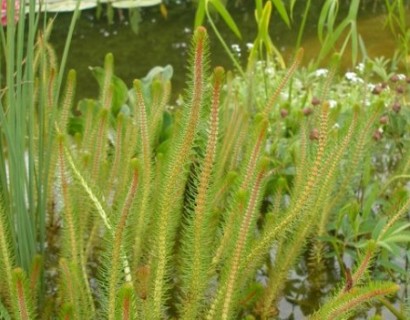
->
<box><xmin>49</xmin><ymin>2</ymin><xmax>401</xmax><ymax>101</ymax></box>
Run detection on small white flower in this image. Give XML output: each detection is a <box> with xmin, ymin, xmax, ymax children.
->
<box><xmin>345</xmin><ymin>72</ymin><xmax>357</xmax><ymax>80</ymax></box>
<box><xmin>265</xmin><ymin>67</ymin><xmax>274</xmax><ymax>75</ymax></box>
<box><xmin>281</xmin><ymin>92</ymin><xmax>289</xmax><ymax>100</ymax></box>
<box><xmin>397</xmin><ymin>74</ymin><xmax>406</xmax><ymax>80</ymax></box>
<box><xmin>328</xmin><ymin>99</ymin><xmax>337</xmax><ymax>109</ymax></box>
<box><xmin>367</xmin><ymin>83</ymin><xmax>376</xmax><ymax>91</ymax></box>
<box><xmin>176</xmin><ymin>95</ymin><xmax>184</xmax><ymax>106</ymax></box>
<box><xmin>246</xmin><ymin>42</ymin><xmax>254</xmax><ymax>50</ymax></box>
<box><xmin>314</xmin><ymin>68</ymin><xmax>328</xmax><ymax>77</ymax></box>
<box><xmin>333</xmin><ymin>123</ymin><xmax>340</xmax><ymax>129</ymax></box>
<box><xmin>356</xmin><ymin>63</ymin><xmax>365</xmax><ymax>72</ymax></box>
<box><xmin>231</xmin><ymin>44</ymin><xmax>241</xmax><ymax>52</ymax></box>
<box><xmin>345</xmin><ymin>72</ymin><xmax>364</xmax><ymax>83</ymax></box>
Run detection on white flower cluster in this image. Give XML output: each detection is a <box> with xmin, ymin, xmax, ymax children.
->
<box><xmin>314</xmin><ymin>68</ymin><xmax>329</xmax><ymax>77</ymax></box>
<box><xmin>345</xmin><ymin>72</ymin><xmax>364</xmax><ymax>84</ymax></box>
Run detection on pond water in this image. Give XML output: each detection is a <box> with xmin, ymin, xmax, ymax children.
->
<box><xmin>49</xmin><ymin>1</ymin><xmax>402</xmax><ymax>101</ymax></box>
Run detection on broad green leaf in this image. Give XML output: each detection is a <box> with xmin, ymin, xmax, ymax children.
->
<box><xmin>271</xmin><ymin>0</ymin><xmax>291</xmax><ymax>28</ymax></box>
<box><xmin>129</xmin><ymin>65</ymin><xmax>173</xmax><ymax>110</ymax></box>
<box><xmin>194</xmin><ymin>0</ymin><xmax>206</xmax><ymax>28</ymax></box>
<box><xmin>209</xmin><ymin>0</ymin><xmax>242</xmax><ymax>39</ymax></box>
<box><xmin>142</xmin><ymin>65</ymin><xmax>174</xmax><ymax>84</ymax></box>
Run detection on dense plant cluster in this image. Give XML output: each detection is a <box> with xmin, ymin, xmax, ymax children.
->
<box><xmin>1</xmin><ymin>1</ymin><xmax>410</xmax><ymax>319</ymax></box>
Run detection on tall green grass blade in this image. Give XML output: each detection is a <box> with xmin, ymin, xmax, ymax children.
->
<box><xmin>209</xmin><ymin>0</ymin><xmax>241</xmax><ymax>39</ymax></box>
<box><xmin>295</xmin><ymin>0</ymin><xmax>311</xmax><ymax>49</ymax></box>
<box><xmin>194</xmin><ymin>0</ymin><xmax>206</xmax><ymax>28</ymax></box>
<box><xmin>271</xmin><ymin>0</ymin><xmax>291</xmax><ymax>28</ymax></box>
<box><xmin>205</xmin><ymin>7</ymin><xmax>244</xmax><ymax>76</ymax></box>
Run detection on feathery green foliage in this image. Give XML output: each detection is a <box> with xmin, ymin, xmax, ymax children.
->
<box><xmin>1</xmin><ymin>7</ymin><xmax>410</xmax><ymax>318</ymax></box>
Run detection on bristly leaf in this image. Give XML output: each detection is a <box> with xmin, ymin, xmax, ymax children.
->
<box><xmin>107</xmin><ymin>160</ymin><xmax>139</xmax><ymax>320</ymax></box>
<box><xmin>0</xmin><ymin>200</ymin><xmax>14</xmax><ymax>304</ymax></box>
<box><xmin>115</xmin><ymin>283</ymin><xmax>135</xmax><ymax>320</ymax></box>
<box><xmin>179</xmin><ymin>66</ymin><xmax>224</xmax><ymax>320</ymax></box>
<box><xmin>10</xmin><ymin>268</ymin><xmax>36</xmax><ymax>320</ymax></box>
<box><xmin>263</xmin><ymin>48</ymin><xmax>303</xmax><ymax>116</ymax></box>
<box><xmin>147</xmin><ymin>26</ymin><xmax>210</xmax><ymax>319</ymax></box>
<box><xmin>59</xmin><ymin>304</ymin><xmax>74</xmax><ymax>320</ymax></box>
<box><xmin>311</xmin><ymin>282</ymin><xmax>399</xmax><ymax>320</ymax></box>
<box><xmin>132</xmin><ymin>80</ymin><xmax>153</xmax><ymax>269</ymax></box>
<box><xmin>58</xmin><ymin>69</ymin><xmax>76</xmax><ymax>132</ymax></box>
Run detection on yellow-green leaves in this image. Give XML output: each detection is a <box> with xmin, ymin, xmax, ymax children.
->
<box><xmin>310</xmin><ymin>282</ymin><xmax>399</xmax><ymax>320</ymax></box>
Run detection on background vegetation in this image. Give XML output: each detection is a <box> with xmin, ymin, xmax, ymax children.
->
<box><xmin>0</xmin><ymin>0</ymin><xmax>409</xmax><ymax>319</ymax></box>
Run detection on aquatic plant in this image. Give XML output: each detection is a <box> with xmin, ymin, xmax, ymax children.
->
<box><xmin>0</xmin><ymin>3</ymin><xmax>410</xmax><ymax>319</ymax></box>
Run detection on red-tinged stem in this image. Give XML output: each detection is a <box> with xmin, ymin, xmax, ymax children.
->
<box><xmin>263</xmin><ymin>48</ymin><xmax>303</xmax><ymax>116</ymax></box>
<box><xmin>29</xmin><ymin>256</ymin><xmax>41</xmax><ymax>292</ymax></box>
<box><xmin>327</xmin><ymin>285</ymin><xmax>400</xmax><ymax>319</ymax></box>
<box><xmin>182</xmin><ymin>67</ymin><xmax>223</xmax><ymax>319</ymax></box>
<box><xmin>241</xmin><ymin>124</ymin><xmax>267</xmax><ymax>190</ymax></box>
<box><xmin>152</xmin><ymin>27</ymin><xmax>207</xmax><ymax>318</ymax></box>
<box><xmin>16</xmin><ymin>276</ymin><xmax>29</xmax><ymax>320</ymax></box>
<box><xmin>47</xmin><ymin>67</ymin><xmax>56</xmax><ymax>109</ymax></box>
<box><xmin>122</xmin><ymin>293</ymin><xmax>131</xmax><ymax>320</ymax></box>
<box><xmin>222</xmin><ymin>170</ymin><xmax>265</xmax><ymax>320</ymax></box>
<box><xmin>58</xmin><ymin>139</ymin><xmax>79</xmax><ymax>265</ymax></box>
